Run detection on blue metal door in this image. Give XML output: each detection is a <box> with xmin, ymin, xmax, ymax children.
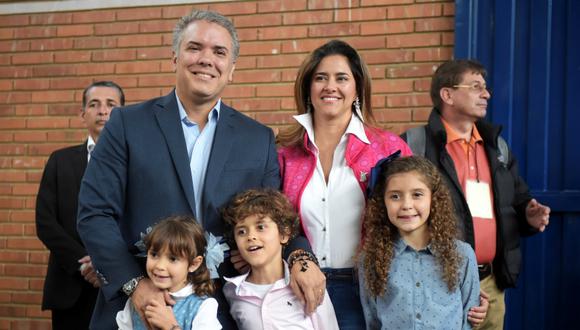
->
<box><xmin>454</xmin><ymin>0</ymin><xmax>580</xmax><ymax>329</ymax></box>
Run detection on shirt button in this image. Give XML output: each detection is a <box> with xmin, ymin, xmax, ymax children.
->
<box><xmin>416</xmin><ymin>313</ymin><xmax>421</xmax><ymax>319</ymax></box>
<box><xmin>470</xmin><ymin>166</ymin><xmax>475</xmax><ymax>170</ymax></box>
<box><xmin>322</xmin><ymin>227</ymin><xmax>326</xmax><ymax>232</ymax></box>
<box><xmin>322</xmin><ymin>198</ymin><xmax>326</xmax><ymax>202</ymax></box>
<box><xmin>416</xmin><ymin>282</ymin><xmax>420</xmax><ymax>287</ymax></box>
<box><xmin>322</xmin><ymin>257</ymin><xmax>326</xmax><ymax>261</ymax></box>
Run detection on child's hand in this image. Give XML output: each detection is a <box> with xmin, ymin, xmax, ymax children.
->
<box><xmin>144</xmin><ymin>299</ymin><xmax>179</xmax><ymax>330</ymax></box>
<box><xmin>230</xmin><ymin>249</ymin><xmax>250</xmax><ymax>274</ymax></box>
<box><xmin>468</xmin><ymin>289</ymin><xmax>489</xmax><ymax>327</ymax></box>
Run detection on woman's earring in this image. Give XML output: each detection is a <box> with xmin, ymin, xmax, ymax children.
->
<box><xmin>354</xmin><ymin>96</ymin><xmax>364</xmax><ymax>122</ymax></box>
<box><xmin>306</xmin><ymin>98</ymin><xmax>312</xmax><ymax>113</ymax></box>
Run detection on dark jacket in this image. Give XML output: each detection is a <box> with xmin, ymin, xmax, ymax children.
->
<box><xmin>401</xmin><ymin>109</ymin><xmax>536</xmax><ymax>289</ymax></box>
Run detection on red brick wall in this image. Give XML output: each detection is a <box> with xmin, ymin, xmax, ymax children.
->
<box><xmin>0</xmin><ymin>0</ymin><xmax>454</xmax><ymax>328</ymax></box>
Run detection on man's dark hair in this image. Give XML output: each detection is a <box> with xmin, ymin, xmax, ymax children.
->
<box><xmin>82</xmin><ymin>81</ymin><xmax>125</xmax><ymax>109</ymax></box>
<box><xmin>430</xmin><ymin>59</ymin><xmax>487</xmax><ymax>109</ymax></box>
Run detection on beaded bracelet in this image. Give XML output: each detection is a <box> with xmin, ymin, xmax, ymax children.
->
<box><xmin>288</xmin><ymin>249</ymin><xmax>319</xmax><ymax>272</ymax></box>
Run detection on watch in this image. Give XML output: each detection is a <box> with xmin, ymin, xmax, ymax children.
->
<box><xmin>122</xmin><ymin>276</ymin><xmax>144</xmax><ymax>297</ymax></box>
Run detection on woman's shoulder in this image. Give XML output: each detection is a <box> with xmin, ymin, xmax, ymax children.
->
<box><xmin>364</xmin><ymin>126</ymin><xmax>412</xmax><ymax>155</ymax></box>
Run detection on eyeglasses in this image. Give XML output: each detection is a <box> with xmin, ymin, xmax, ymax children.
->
<box><xmin>452</xmin><ymin>83</ymin><xmax>491</xmax><ymax>94</ymax></box>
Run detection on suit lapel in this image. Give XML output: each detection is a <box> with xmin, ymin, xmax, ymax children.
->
<box><xmin>153</xmin><ymin>92</ymin><xmax>196</xmax><ymax>215</ymax></box>
<box><xmin>202</xmin><ymin>104</ymin><xmax>236</xmax><ymax>206</ymax></box>
<box><xmin>72</xmin><ymin>142</ymin><xmax>88</xmax><ymax>189</ymax></box>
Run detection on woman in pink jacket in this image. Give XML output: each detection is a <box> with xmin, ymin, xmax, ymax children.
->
<box><xmin>277</xmin><ymin>40</ymin><xmax>412</xmax><ymax>329</ymax></box>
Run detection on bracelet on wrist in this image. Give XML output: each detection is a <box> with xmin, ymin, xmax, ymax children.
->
<box><xmin>288</xmin><ymin>249</ymin><xmax>319</xmax><ymax>271</ymax></box>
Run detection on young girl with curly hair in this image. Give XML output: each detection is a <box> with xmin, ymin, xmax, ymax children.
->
<box><xmin>359</xmin><ymin>155</ymin><xmax>479</xmax><ymax>329</ymax></box>
<box><xmin>116</xmin><ymin>216</ymin><xmax>221</xmax><ymax>330</ymax></box>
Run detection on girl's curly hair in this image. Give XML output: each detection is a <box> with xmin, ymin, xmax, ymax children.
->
<box><xmin>222</xmin><ymin>188</ymin><xmax>299</xmax><ymax>248</ymax></box>
<box><xmin>144</xmin><ymin>215</ymin><xmax>214</xmax><ymax>296</ymax></box>
<box><xmin>360</xmin><ymin>156</ymin><xmax>461</xmax><ymax>297</ymax></box>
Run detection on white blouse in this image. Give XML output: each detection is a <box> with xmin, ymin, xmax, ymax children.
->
<box><xmin>294</xmin><ymin>113</ymin><xmax>368</xmax><ymax>268</ymax></box>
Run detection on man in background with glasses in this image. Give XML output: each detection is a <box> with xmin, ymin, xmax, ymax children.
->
<box><xmin>401</xmin><ymin>59</ymin><xmax>550</xmax><ymax>330</ymax></box>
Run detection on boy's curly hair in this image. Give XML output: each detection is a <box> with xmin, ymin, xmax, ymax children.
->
<box><xmin>360</xmin><ymin>156</ymin><xmax>461</xmax><ymax>297</ymax></box>
<box><xmin>222</xmin><ymin>188</ymin><xmax>299</xmax><ymax>247</ymax></box>
<box><xmin>144</xmin><ymin>215</ymin><xmax>214</xmax><ymax>296</ymax></box>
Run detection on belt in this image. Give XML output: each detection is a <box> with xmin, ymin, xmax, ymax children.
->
<box><xmin>321</xmin><ymin>268</ymin><xmax>358</xmax><ymax>283</ymax></box>
<box><xmin>478</xmin><ymin>264</ymin><xmax>492</xmax><ymax>280</ymax></box>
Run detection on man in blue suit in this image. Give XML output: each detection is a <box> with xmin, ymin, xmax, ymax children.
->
<box><xmin>77</xmin><ymin>10</ymin><xmax>323</xmax><ymax>330</ymax></box>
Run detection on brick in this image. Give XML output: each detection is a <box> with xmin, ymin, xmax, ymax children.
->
<box><xmin>258</xmin><ymin>26</ymin><xmax>307</xmax><ymax>40</ymax></box>
<box><xmin>258</xmin><ymin>0</ymin><xmax>307</xmax><ymax>12</ymax></box>
<box><xmin>11</xmin><ymin>212</ymin><xmax>35</xmax><ymax>224</ymax></box>
<box><xmin>387</xmin><ymin>33</ymin><xmax>441</xmax><ymax>48</ymax></box>
<box><xmin>0</xmin><ymin>54</ymin><xmax>10</xmax><ymax>65</ymax></box>
<box><xmin>117</xmin><ymin>34</ymin><xmax>163</xmax><ymax>48</ymax></box>
<box><xmin>29</xmin><ymin>38</ymin><xmax>73</xmax><ymax>51</ymax></box>
<box><xmin>5</xmin><ymin>264</ymin><xmax>45</xmax><ymax>277</ymax></box>
<box><xmin>15</xmin><ymin>26</ymin><xmax>57</xmax><ymax>39</ymax></box>
<box><xmin>0</xmin><ymin>197</ymin><xmax>25</xmax><ymax>209</ymax></box>
<box><xmin>0</xmin><ymin>105</ymin><xmax>14</xmax><ymax>116</ymax></box>
<box><xmin>162</xmin><ymin>5</ymin><xmax>209</xmax><ymax>19</ymax></box>
<box><xmin>362</xmin><ymin>49</ymin><xmax>413</xmax><ymax>64</ymax></box>
<box><xmin>73</xmin><ymin>36</ymin><xmax>116</xmax><ymax>49</ymax></box>
<box><xmin>386</xmin><ymin>94</ymin><xmax>432</xmax><ymax>107</ymax></box>
<box><xmin>13</xmin><ymin>183</ymin><xmax>38</xmax><ymax>196</ymax></box>
<box><xmin>231</xmin><ymin>98</ymin><xmax>280</xmax><ymax>111</ymax></box>
<box><xmin>11</xmin><ymin>52</ymin><xmax>53</xmax><ymax>65</ymax></box>
<box><xmin>57</xmin><ymin>24</ymin><xmax>93</xmax><ymax>37</ymax></box>
<box><xmin>373</xmin><ymin>79</ymin><xmax>414</xmax><ymax>93</ymax></box>
<box><xmin>26</xmin><ymin>117</ymin><xmax>70</xmax><ymax>129</ymax></box>
<box><xmin>47</xmin><ymin>104</ymin><xmax>80</xmax><ymax>116</ymax></box>
<box><xmin>443</xmin><ymin>2</ymin><xmax>455</xmax><ymax>16</ymax></box>
<box><xmin>239</xmin><ymin>41</ymin><xmax>281</xmax><ymax>56</ymax></box>
<box><xmin>0</xmin><ymin>251</ymin><xmax>27</xmax><ymax>264</ymax></box>
<box><xmin>116</xmin><ymin>7</ymin><xmax>162</xmax><ymax>21</ymax></box>
<box><xmin>27</xmin><ymin>171</ymin><xmax>44</xmax><ymax>183</ymax></box>
<box><xmin>29</xmin><ymin>252</ymin><xmax>49</xmax><ymax>264</ymax></box>
<box><xmin>0</xmin><ymin>14</ymin><xmax>29</xmax><ymax>27</ymax></box>
<box><xmin>0</xmin><ymin>224</ymin><xmax>24</xmax><ymax>236</ymax></box>
<box><xmin>335</xmin><ymin>7</ymin><xmax>387</xmax><ymax>21</ymax></box>
<box><xmin>139</xmin><ymin>20</ymin><xmax>175</xmax><ymax>33</ymax></box>
<box><xmin>76</xmin><ymin>63</ymin><xmax>115</xmax><ymax>76</ymax></box>
<box><xmin>208</xmin><ymin>2</ymin><xmax>257</xmax><ymax>15</ymax></box>
<box><xmin>0</xmin><ymin>143</ymin><xmax>26</xmax><ymax>156</ymax></box>
<box><xmin>256</xmin><ymin>84</ymin><xmax>293</xmax><ymax>97</ymax></box>
<box><xmin>13</xmin><ymin>319</ymin><xmax>52</xmax><ymax>329</ymax></box>
<box><xmin>14</xmin><ymin>131</ymin><xmax>47</xmax><ymax>143</ymax></box>
<box><xmin>413</xmin><ymin>108</ymin><xmax>431</xmax><ymax>121</ymax></box>
<box><xmin>0</xmin><ymin>305</ymin><xmax>27</xmax><ymax>317</ymax></box>
<box><xmin>234</xmin><ymin>70</ymin><xmax>280</xmax><ymax>84</ymax></box>
<box><xmin>54</xmin><ymin>50</ymin><xmax>91</xmax><ymax>63</ymax></box>
<box><xmin>372</xmin><ymin>94</ymin><xmax>386</xmax><ymax>108</ymax></box>
<box><xmin>237</xmin><ymin>28</ymin><xmax>258</xmax><ymax>42</ymax></box>
<box><xmin>32</xmin><ymin>65</ymin><xmax>75</xmax><ymax>78</ymax></box>
<box><xmin>5</xmin><ymin>237</ymin><xmax>45</xmax><ymax>250</ymax></box>
<box><xmin>414</xmin><ymin>78</ymin><xmax>432</xmax><ymax>92</ymax></box>
<box><xmin>374</xmin><ymin>108</ymin><xmax>412</xmax><ymax>122</ymax></box>
<box><xmin>0</xmin><ymin>172</ymin><xmax>26</xmax><ymax>182</ymax></box>
<box><xmin>0</xmin><ymin>184</ymin><xmax>11</xmax><ymax>195</ymax></box>
<box><xmin>442</xmin><ymin>32</ymin><xmax>454</xmax><ymax>45</ymax></box>
<box><xmin>234</xmin><ymin>56</ymin><xmax>256</xmax><ymax>69</ymax></box>
<box><xmin>256</xmin><ymin>54</ymin><xmax>307</xmax><ymax>69</ymax></box>
<box><xmin>280</xmin><ymin>97</ymin><xmax>296</xmax><ymax>110</ymax></box>
<box><xmin>12</xmin><ymin>292</ymin><xmax>43</xmax><ymax>305</ymax></box>
<box><xmin>136</xmin><ymin>47</ymin><xmax>168</xmax><ymax>60</ymax></box>
<box><xmin>106</xmin><ymin>76</ymin><xmax>138</xmax><ymax>89</ymax></box>
<box><xmin>13</xmin><ymin>79</ymin><xmax>49</xmax><ymax>91</ymax></box>
<box><xmin>116</xmin><ymin>61</ymin><xmax>161</xmax><ymax>74</ymax></box>
<box><xmin>280</xmin><ymin>68</ymin><xmax>299</xmax><ymax>82</ymax></box>
<box><xmin>414</xmin><ymin>47</ymin><xmax>453</xmax><ymax>61</ymax></box>
<box><xmin>255</xmin><ymin>111</ymin><xmax>294</xmax><ymax>125</ymax></box>
<box><xmin>222</xmin><ymin>85</ymin><xmax>255</xmax><ymax>98</ymax></box>
<box><xmin>93</xmin><ymin>49</ymin><xmax>136</xmax><ymax>62</ymax></box>
<box><xmin>0</xmin><ymin>39</ymin><xmax>29</xmax><ymax>52</ymax></box>
<box><xmin>235</xmin><ymin>13</ymin><xmax>282</xmax><ymax>28</ymax></box>
<box><xmin>361</xmin><ymin>0</ymin><xmax>413</xmax><ymax>5</ymax></box>
<box><xmin>0</xmin><ymin>119</ymin><xmax>26</xmax><ymax>129</ymax></box>
<box><xmin>30</xmin><ymin>13</ymin><xmax>72</xmax><ymax>25</ymax></box>
<box><xmin>361</xmin><ymin>20</ymin><xmax>414</xmax><ymax>35</ymax></box>
<box><xmin>387</xmin><ymin>64</ymin><xmax>437</xmax><ymax>78</ymax></box>
<box><xmin>283</xmin><ymin>11</ymin><xmax>333</xmax><ymax>25</ymax></box>
<box><xmin>73</xmin><ymin>10</ymin><xmax>116</xmax><ymax>23</ymax></box>
<box><xmin>123</xmin><ymin>88</ymin><xmax>162</xmax><ymax>102</ymax></box>
<box><xmin>415</xmin><ymin>17</ymin><xmax>454</xmax><ymax>32</ymax></box>
<box><xmin>281</xmin><ymin>38</ymin><xmax>327</xmax><ymax>53</ymax></box>
<box><xmin>94</xmin><ymin>21</ymin><xmax>140</xmax><ymax>36</ymax></box>
<box><xmin>0</xmin><ymin>28</ymin><xmax>14</xmax><ymax>40</ymax></box>
<box><xmin>2</xmin><ymin>92</ymin><xmax>32</xmax><ymax>104</ymax></box>
<box><xmin>31</xmin><ymin>90</ymin><xmax>74</xmax><ymax>103</ymax></box>
<box><xmin>309</xmin><ymin>23</ymin><xmax>359</xmax><ymax>37</ymax></box>
<box><xmin>138</xmin><ymin>74</ymin><xmax>175</xmax><ymax>87</ymax></box>
<box><xmin>388</xmin><ymin>4</ymin><xmax>442</xmax><ymax>19</ymax></box>
<box><xmin>49</xmin><ymin>77</ymin><xmax>92</xmax><ymax>90</ymax></box>
<box><xmin>308</xmin><ymin>0</ymin><xmax>360</xmax><ymax>9</ymax></box>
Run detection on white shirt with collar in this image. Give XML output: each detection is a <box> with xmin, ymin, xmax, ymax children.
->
<box><xmin>295</xmin><ymin>113</ymin><xmax>369</xmax><ymax>269</ymax></box>
<box><xmin>87</xmin><ymin>135</ymin><xmax>96</xmax><ymax>162</ymax></box>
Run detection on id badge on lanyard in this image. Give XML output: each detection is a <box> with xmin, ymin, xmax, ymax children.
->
<box><xmin>465</xmin><ymin>180</ymin><xmax>493</xmax><ymax>219</ymax></box>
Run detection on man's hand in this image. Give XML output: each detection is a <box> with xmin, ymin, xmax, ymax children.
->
<box><xmin>526</xmin><ymin>199</ymin><xmax>550</xmax><ymax>232</ymax></box>
<box><xmin>468</xmin><ymin>289</ymin><xmax>489</xmax><ymax>327</ymax></box>
<box><xmin>289</xmin><ymin>259</ymin><xmax>326</xmax><ymax>315</ymax></box>
<box><xmin>78</xmin><ymin>256</ymin><xmax>100</xmax><ymax>288</ymax></box>
<box><xmin>230</xmin><ymin>249</ymin><xmax>250</xmax><ymax>274</ymax></box>
<box><xmin>131</xmin><ymin>278</ymin><xmax>175</xmax><ymax>328</ymax></box>
<box><xmin>144</xmin><ymin>299</ymin><xmax>179</xmax><ymax>330</ymax></box>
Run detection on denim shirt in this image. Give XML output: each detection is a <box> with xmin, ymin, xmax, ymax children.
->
<box><xmin>359</xmin><ymin>238</ymin><xmax>479</xmax><ymax>330</ymax></box>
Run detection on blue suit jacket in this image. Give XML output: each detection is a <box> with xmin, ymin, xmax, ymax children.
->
<box><xmin>77</xmin><ymin>92</ymin><xmax>303</xmax><ymax>329</ymax></box>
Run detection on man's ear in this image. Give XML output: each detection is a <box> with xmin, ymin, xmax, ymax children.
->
<box><xmin>227</xmin><ymin>63</ymin><xmax>236</xmax><ymax>83</ymax></box>
<box><xmin>280</xmin><ymin>227</ymin><xmax>291</xmax><ymax>245</ymax></box>
<box><xmin>188</xmin><ymin>255</ymin><xmax>203</xmax><ymax>273</ymax></box>
<box><xmin>172</xmin><ymin>51</ymin><xmax>178</xmax><ymax>70</ymax></box>
<box><xmin>440</xmin><ymin>87</ymin><xmax>454</xmax><ymax>106</ymax></box>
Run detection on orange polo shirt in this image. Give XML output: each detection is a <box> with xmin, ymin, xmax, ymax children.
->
<box><xmin>442</xmin><ymin>119</ymin><xmax>496</xmax><ymax>265</ymax></box>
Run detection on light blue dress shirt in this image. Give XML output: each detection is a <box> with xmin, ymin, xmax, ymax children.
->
<box><xmin>359</xmin><ymin>237</ymin><xmax>479</xmax><ymax>330</ymax></box>
<box><xmin>176</xmin><ymin>92</ymin><xmax>219</xmax><ymax>224</ymax></box>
